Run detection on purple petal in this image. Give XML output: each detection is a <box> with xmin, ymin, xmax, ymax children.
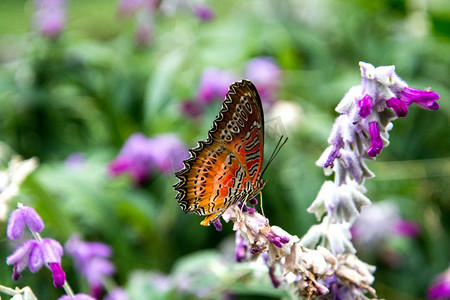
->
<box><xmin>86</xmin><ymin>242</ymin><xmax>112</xmax><ymax>258</ymax></box>
<box><xmin>196</xmin><ymin>67</ymin><xmax>235</xmax><ymax>104</ymax></box>
<box><xmin>29</xmin><ymin>244</ymin><xmax>44</xmax><ymax>272</ymax></box>
<box><xmin>248</xmin><ymin>198</ymin><xmax>258</xmax><ymax>206</ymax></box>
<box><xmin>393</xmin><ymin>220</ymin><xmax>421</xmax><ymax>237</ymax></box>
<box><xmin>247</xmin><ymin>207</ymin><xmax>256</xmax><ymax>214</ymax></box>
<box><xmin>12</xmin><ymin>265</ymin><xmax>21</xmax><ymax>280</ymax></box>
<box><xmin>7</xmin><ymin>209</ymin><xmax>26</xmax><ymax>240</ymax></box>
<box><xmin>41</xmin><ymin>238</ymin><xmax>64</xmax><ymax>263</ymax></box>
<box><xmin>104</xmin><ymin>288</ymin><xmax>130</xmax><ymax>300</ymax></box>
<box><xmin>49</xmin><ymin>262</ymin><xmax>66</xmax><ymax>288</ymax></box>
<box><xmin>357</xmin><ymin>94</ymin><xmax>373</xmax><ymax>118</ymax></box>
<box><xmin>399</xmin><ymin>87</ymin><xmax>440</xmax><ymax>110</ymax></box>
<box><xmin>22</xmin><ymin>206</ymin><xmax>44</xmax><ymax>233</ymax></box>
<box><xmin>84</xmin><ymin>257</ymin><xmax>116</xmax><ymax>286</ymax></box>
<box><xmin>147</xmin><ymin>134</ymin><xmax>189</xmax><ymax>174</ymax></box>
<box><xmin>235</xmin><ymin>232</ymin><xmax>247</xmax><ymax>262</ymax></box>
<box><xmin>34</xmin><ymin>0</ymin><xmax>66</xmax><ymax>38</ymax></box>
<box><xmin>324</xmin><ymin>143</ymin><xmax>341</xmax><ymax>168</ymax></box>
<box><xmin>7</xmin><ymin>240</ymin><xmax>39</xmax><ymax>275</ymax></box>
<box><xmin>65</xmin><ymin>153</ymin><xmax>86</xmax><ymax>170</ymax></box>
<box><xmin>193</xmin><ymin>5</ymin><xmax>214</xmax><ymax>21</ymax></box>
<box><xmin>268</xmin><ymin>266</ymin><xmax>280</xmax><ymax>288</ymax></box>
<box><xmin>65</xmin><ymin>234</ymin><xmax>111</xmax><ymax>263</ymax></box>
<box><xmin>386</xmin><ymin>97</ymin><xmax>408</xmax><ymax>117</ymax></box>
<box><xmin>117</xmin><ymin>0</ymin><xmax>143</xmax><ymax>17</ymax></box>
<box><xmin>180</xmin><ymin>100</ymin><xmax>204</xmax><ymax>118</ymax></box>
<box><xmin>212</xmin><ymin>219</ymin><xmax>222</xmax><ymax>231</ymax></box>
<box><xmin>367</xmin><ymin>122</ymin><xmax>383</xmax><ymax>157</ymax></box>
<box><xmin>428</xmin><ymin>272</ymin><xmax>450</xmax><ymax>299</ymax></box>
<box><xmin>264</xmin><ymin>230</ymin><xmax>290</xmax><ymax>248</ymax></box>
<box><xmin>245</xmin><ymin>57</ymin><xmax>281</xmax><ymax>106</ymax></box>
<box><xmin>108</xmin><ymin>133</ymin><xmax>154</xmax><ymax>184</ymax></box>
<box><xmin>134</xmin><ymin>19</ymin><xmax>154</xmax><ymax>47</ymax></box>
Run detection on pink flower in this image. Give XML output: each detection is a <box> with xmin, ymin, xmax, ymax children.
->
<box><xmin>428</xmin><ymin>268</ymin><xmax>450</xmax><ymax>299</ymax></box>
<box><xmin>34</xmin><ymin>0</ymin><xmax>66</xmax><ymax>38</ymax></box>
<box><xmin>193</xmin><ymin>5</ymin><xmax>214</xmax><ymax>21</ymax></box>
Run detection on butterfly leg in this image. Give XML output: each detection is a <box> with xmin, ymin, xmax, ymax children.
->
<box><xmin>259</xmin><ymin>191</ymin><xmax>266</xmax><ymax>218</ymax></box>
<box><xmin>237</xmin><ymin>201</ymin><xmax>246</xmax><ymax>222</ymax></box>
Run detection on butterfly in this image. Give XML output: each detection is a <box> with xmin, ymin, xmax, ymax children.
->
<box><xmin>174</xmin><ymin>80</ymin><xmax>271</xmax><ymax>226</ymax></box>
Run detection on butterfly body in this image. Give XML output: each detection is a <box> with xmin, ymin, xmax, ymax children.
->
<box><xmin>174</xmin><ymin>80</ymin><xmax>265</xmax><ymax>226</ymax></box>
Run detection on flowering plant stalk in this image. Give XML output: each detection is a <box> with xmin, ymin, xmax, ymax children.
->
<box><xmin>1</xmin><ymin>156</ymin><xmax>121</xmax><ymax>300</ymax></box>
<box><xmin>3</xmin><ymin>201</ymin><xmax>123</xmax><ymax>300</ymax></box>
<box><xmin>213</xmin><ymin>61</ymin><xmax>440</xmax><ymax>299</ymax></box>
<box><xmin>5</xmin><ymin>203</ymin><xmax>71</xmax><ymax>295</ymax></box>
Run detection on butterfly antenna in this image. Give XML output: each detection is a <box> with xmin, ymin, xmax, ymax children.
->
<box><xmin>261</xmin><ymin>135</ymin><xmax>288</xmax><ymax>178</ymax></box>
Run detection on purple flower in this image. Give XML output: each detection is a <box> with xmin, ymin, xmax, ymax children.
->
<box><xmin>399</xmin><ymin>87</ymin><xmax>440</xmax><ymax>110</ymax></box>
<box><xmin>261</xmin><ymin>227</ymin><xmax>290</xmax><ymax>248</ymax></box>
<box><xmin>65</xmin><ymin>153</ymin><xmax>86</xmax><ymax>170</ymax></box>
<box><xmin>108</xmin><ymin>133</ymin><xmax>188</xmax><ymax>184</ymax></box>
<box><xmin>212</xmin><ymin>219</ymin><xmax>222</xmax><ymax>231</ymax></box>
<box><xmin>116</xmin><ymin>0</ymin><xmax>157</xmax><ymax>47</ymax></box>
<box><xmin>392</xmin><ymin>219</ymin><xmax>421</xmax><ymax>237</ymax></box>
<box><xmin>147</xmin><ymin>134</ymin><xmax>189</xmax><ymax>174</ymax></box>
<box><xmin>117</xmin><ymin>0</ymin><xmax>144</xmax><ymax>17</ymax></box>
<box><xmin>245</xmin><ymin>57</ymin><xmax>281</xmax><ymax>107</ymax></box>
<box><xmin>134</xmin><ymin>18</ymin><xmax>154</xmax><ymax>47</ymax></box>
<box><xmin>351</xmin><ymin>201</ymin><xmax>400</xmax><ymax>247</ymax></box>
<box><xmin>248</xmin><ymin>198</ymin><xmax>258</xmax><ymax>206</ymax></box>
<box><xmin>428</xmin><ymin>268</ymin><xmax>450</xmax><ymax>299</ymax></box>
<box><xmin>268</xmin><ymin>265</ymin><xmax>280</xmax><ymax>288</ymax></box>
<box><xmin>235</xmin><ymin>232</ymin><xmax>248</xmax><ymax>262</ymax></box>
<box><xmin>104</xmin><ymin>288</ymin><xmax>130</xmax><ymax>300</ymax></box>
<box><xmin>34</xmin><ymin>0</ymin><xmax>66</xmax><ymax>38</ymax></box>
<box><xmin>196</xmin><ymin>67</ymin><xmax>236</xmax><ymax>104</ymax></box>
<box><xmin>237</xmin><ymin>202</ymin><xmax>256</xmax><ymax>214</ymax></box>
<box><xmin>58</xmin><ymin>294</ymin><xmax>96</xmax><ymax>300</ymax></box>
<box><xmin>7</xmin><ymin>206</ymin><xmax>44</xmax><ymax>240</ymax></box>
<box><xmin>357</xmin><ymin>94</ymin><xmax>372</xmax><ymax>118</ymax></box>
<box><xmin>386</xmin><ymin>97</ymin><xmax>409</xmax><ymax>117</ymax></box>
<box><xmin>367</xmin><ymin>122</ymin><xmax>383</xmax><ymax>157</ymax></box>
<box><xmin>109</xmin><ymin>133</ymin><xmax>154</xmax><ymax>184</ymax></box>
<box><xmin>324</xmin><ymin>143</ymin><xmax>341</xmax><ymax>168</ymax></box>
<box><xmin>65</xmin><ymin>234</ymin><xmax>115</xmax><ymax>293</ymax></box>
<box><xmin>6</xmin><ymin>238</ymin><xmax>65</xmax><ymax>288</ymax></box>
<box><xmin>325</xmin><ymin>275</ymin><xmax>369</xmax><ymax>300</ymax></box>
<box><xmin>49</xmin><ymin>262</ymin><xmax>66</xmax><ymax>289</ymax></box>
<box><xmin>193</xmin><ymin>5</ymin><xmax>214</xmax><ymax>21</ymax></box>
<box><xmin>180</xmin><ymin>100</ymin><xmax>204</xmax><ymax>118</ymax></box>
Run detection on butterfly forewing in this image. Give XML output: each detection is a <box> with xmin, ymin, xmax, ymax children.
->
<box><xmin>174</xmin><ymin>80</ymin><xmax>265</xmax><ymax>226</ymax></box>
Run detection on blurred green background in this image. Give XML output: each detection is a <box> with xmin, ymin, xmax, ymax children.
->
<box><xmin>0</xmin><ymin>0</ymin><xmax>449</xmax><ymax>299</ymax></box>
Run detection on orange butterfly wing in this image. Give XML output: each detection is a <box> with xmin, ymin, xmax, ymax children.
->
<box><xmin>174</xmin><ymin>80</ymin><xmax>265</xmax><ymax>226</ymax></box>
